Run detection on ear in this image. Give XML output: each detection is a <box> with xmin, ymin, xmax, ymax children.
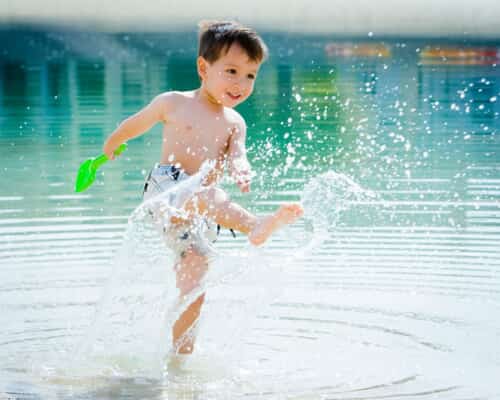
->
<box><xmin>197</xmin><ymin>56</ymin><xmax>209</xmax><ymax>81</ymax></box>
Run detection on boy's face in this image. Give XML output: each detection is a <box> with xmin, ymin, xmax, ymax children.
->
<box><xmin>198</xmin><ymin>43</ymin><xmax>262</xmax><ymax>108</ymax></box>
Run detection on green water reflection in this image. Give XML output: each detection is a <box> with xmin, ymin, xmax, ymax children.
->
<box><xmin>0</xmin><ymin>29</ymin><xmax>499</xmax><ymax>228</ymax></box>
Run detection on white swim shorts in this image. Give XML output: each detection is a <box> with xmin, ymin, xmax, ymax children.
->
<box><xmin>142</xmin><ymin>164</ymin><xmax>218</xmax><ymax>260</ymax></box>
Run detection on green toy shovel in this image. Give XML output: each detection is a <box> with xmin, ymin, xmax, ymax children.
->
<box><xmin>74</xmin><ymin>143</ymin><xmax>128</xmax><ymax>192</ymax></box>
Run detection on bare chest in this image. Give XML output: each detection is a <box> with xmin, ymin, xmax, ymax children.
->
<box><xmin>161</xmin><ymin>113</ymin><xmax>233</xmax><ymax>166</ymax></box>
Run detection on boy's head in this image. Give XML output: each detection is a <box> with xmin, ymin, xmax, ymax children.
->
<box><xmin>197</xmin><ymin>21</ymin><xmax>268</xmax><ymax>107</ymax></box>
<box><xmin>198</xmin><ymin>20</ymin><xmax>268</xmax><ymax>64</ymax></box>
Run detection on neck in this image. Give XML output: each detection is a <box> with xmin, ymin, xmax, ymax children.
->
<box><xmin>197</xmin><ymin>86</ymin><xmax>224</xmax><ymax>111</ymax></box>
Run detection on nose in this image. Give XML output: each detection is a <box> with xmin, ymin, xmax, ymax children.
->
<box><xmin>230</xmin><ymin>82</ymin><xmax>243</xmax><ymax>94</ymax></box>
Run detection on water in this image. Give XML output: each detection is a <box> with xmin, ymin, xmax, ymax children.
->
<box><xmin>1</xmin><ymin>27</ymin><xmax>500</xmax><ymax>399</ymax></box>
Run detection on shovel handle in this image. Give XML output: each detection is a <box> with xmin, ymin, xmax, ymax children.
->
<box><xmin>93</xmin><ymin>143</ymin><xmax>128</xmax><ymax>169</ymax></box>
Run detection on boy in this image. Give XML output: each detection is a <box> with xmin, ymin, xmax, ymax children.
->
<box><xmin>103</xmin><ymin>21</ymin><xmax>303</xmax><ymax>355</ymax></box>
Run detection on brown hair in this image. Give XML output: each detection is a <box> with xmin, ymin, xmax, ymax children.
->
<box><xmin>198</xmin><ymin>20</ymin><xmax>268</xmax><ymax>64</ymax></box>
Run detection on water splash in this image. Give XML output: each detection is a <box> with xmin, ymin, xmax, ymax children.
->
<box><xmin>40</xmin><ymin>168</ymin><xmax>375</xmax><ymax>386</ymax></box>
<box><xmin>301</xmin><ymin>170</ymin><xmax>376</xmax><ymax>231</ymax></box>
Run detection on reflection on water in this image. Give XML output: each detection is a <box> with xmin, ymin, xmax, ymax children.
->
<box><xmin>0</xmin><ymin>27</ymin><xmax>499</xmax><ymax>399</ymax></box>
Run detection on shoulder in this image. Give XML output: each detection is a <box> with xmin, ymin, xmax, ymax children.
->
<box><xmin>153</xmin><ymin>91</ymin><xmax>190</xmax><ymax>108</ymax></box>
<box><xmin>224</xmin><ymin>108</ymin><xmax>247</xmax><ymax>134</ymax></box>
<box><xmin>151</xmin><ymin>91</ymin><xmax>192</xmax><ymax>119</ymax></box>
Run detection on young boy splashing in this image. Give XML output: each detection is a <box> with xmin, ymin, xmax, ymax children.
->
<box><xmin>103</xmin><ymin>21</ymin><xmax>303</xmax><ymax>354</ymax></box>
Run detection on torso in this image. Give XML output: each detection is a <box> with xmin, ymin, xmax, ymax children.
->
<box><xmin>159</xmin><ymin>91</ymin><xmax>239</xmax><ymax>178</ymax></box>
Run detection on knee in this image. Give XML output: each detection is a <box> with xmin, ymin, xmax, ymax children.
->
<box><xmin>198</xmin><ymin>186</ymin><xmax>230</xmax><ymax>210</ymax></box>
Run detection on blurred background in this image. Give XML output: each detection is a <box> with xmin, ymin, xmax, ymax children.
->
<box><xmin>1</xmin><ymin>0</ymin><xmax>500</xmax><ymax>36</ymax></box>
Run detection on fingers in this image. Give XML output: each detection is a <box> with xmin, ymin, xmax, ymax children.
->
<box><xmin>233</xmin><ymin>170</ymin><xmax>252</xmax><ymax>193</ymax></box>
<box><xmin>103</xmin><ymin>144</ymin><xmax>119</xmax><ymax>160</ymax></box>
<box><xmin>237</xmin><ymin>179</ymin><xmax>251</xmax><ymax>193</ymax></box>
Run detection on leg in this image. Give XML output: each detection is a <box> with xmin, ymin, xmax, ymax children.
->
<box><xmin>186</xmin><ymin>186</ymin><xmax>304</xmax><ymax>245</ymax></box>
<box><xmin>188</xmin><ymin>186</ymin><xmax>256</xmax><ymax>234</ymax></box>
<box><xmin>172</xmin><ymin>246</ymin><xmax>208</xmax><ymax>354</ymax></box>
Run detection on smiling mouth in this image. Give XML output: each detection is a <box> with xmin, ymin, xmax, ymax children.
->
<box><xmin>226</xmin><ymin>92</ymin><xmax>242</xmax><ymax>100</ymax></box>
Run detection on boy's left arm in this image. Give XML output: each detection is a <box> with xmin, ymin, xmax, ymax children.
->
<box><xmin>228</xmin><ymin>119</ymin><xmax>252</xmax><ymax>193</ymax></box>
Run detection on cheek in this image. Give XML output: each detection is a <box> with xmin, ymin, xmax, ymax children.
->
<box><xmin>246</xmin><ymin>82</ymin><xmax>255</xmax><ymax>94</ymax></box>
<box><xmin>208</xmin><ymin>70</ymin><xmax>222</xmax><ymax>83</ymax></box>
<box><xmin>222</xmin><ymin>74</ymin><xmax>236</xmax><ymax>84</ymax></box>
<box><xmin>217</xmin><ymin>73</ymin><xmax>232</xmax><ymax>87</ymax></box>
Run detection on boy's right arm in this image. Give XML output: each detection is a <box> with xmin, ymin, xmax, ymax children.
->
<box><xmin>103</xmin><ymin>94</ymin><xmax>171</xmax><ymax>159</ymax></box>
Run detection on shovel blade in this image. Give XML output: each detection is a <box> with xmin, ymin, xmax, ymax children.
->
<box><xmin>74</xmin><ymin>144</ymin><xmax>127</xmax><ymax>193</ymax></box>
<box><xmin>75</xmin><ymin>159</ymin><xmax>97</xmax><ymax>192</ymax></box>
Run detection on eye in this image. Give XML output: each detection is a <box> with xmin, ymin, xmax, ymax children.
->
<box><xmin>247</xmin><ymin>74</ymin><xmax>256</xmax><ymax>80</ymax></box>
<box><xmin>226</xmin><ymin>68</ymin><xmax>237</xmax><ymax>74</ymax></box>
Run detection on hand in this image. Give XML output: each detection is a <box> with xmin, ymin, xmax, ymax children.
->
<box><xmin>233</xmin><ymin>169</ymin><xmax>252</xmax><ymax>193</ymax></box>
<box><xmin>103</xmin><ymin>141</ymin><xmax>118</xmax><ymax>160</ymax></box>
